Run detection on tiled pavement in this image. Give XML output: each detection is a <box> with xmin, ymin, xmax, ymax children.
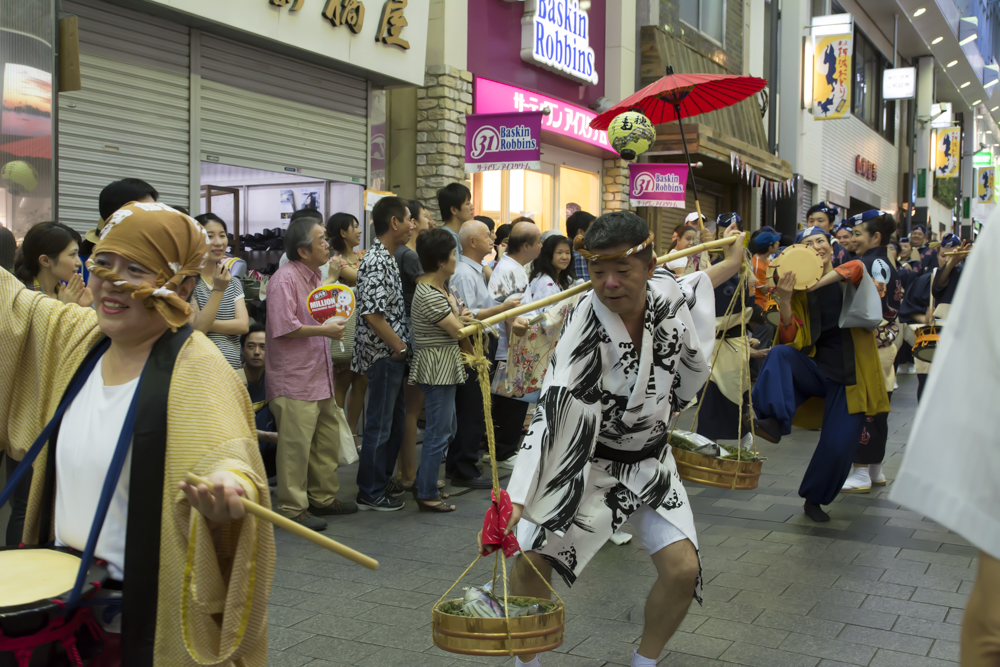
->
<box><xmin>265</xmin><ymin>373</ymin><xmax>975</xmax><ymax>667</ymax></box>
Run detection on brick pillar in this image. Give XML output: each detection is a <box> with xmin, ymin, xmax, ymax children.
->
<box><xmin>601</xmin><ymin>158</ymin><xmax>632</xmax><ymax>214</ymax></box>
<box><xmin>415</xmin><ymin>65</ymin><xmax>472</xmax><ymax>220</ymax></box>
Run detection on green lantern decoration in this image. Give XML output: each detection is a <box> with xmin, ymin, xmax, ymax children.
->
<box><xmin>607</xmin><ymin>110</ymin><xmax>655</xmax><ymax>161</ymax></box>
<box><xmin>2</xmin><ymin>160</ymin><xmax>38</xmax><ymax>193</ymax></box>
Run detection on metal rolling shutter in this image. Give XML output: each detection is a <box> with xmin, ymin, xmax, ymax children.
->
<box><xmin>58</xmin><ymin>0</ymin><xmax>190</xmax><ymax>233</ymax></box>
<box><xmin>800</xmin><ymin>180</ymin><xmax>815</xmax><ymax>227</ymax></box>
<box><xmin>198</xmin><ymin>35</ymin><xmax>367</xmax><ymax>184</ymax></box>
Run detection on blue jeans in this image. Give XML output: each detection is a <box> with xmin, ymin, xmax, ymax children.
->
<box><xmin>751</xmin><ymin>345</ymin><xmax>867</xmax><ymax>506</ymax></box>
<box><xmin>357</xmin><ymin>356</ymin><xmax>406</xmax><ymax>501</ymax></box>
<box><xmin>416</xmin><ymin>383</ymin><xmax>457</xmax><ymax>500</ymax></box>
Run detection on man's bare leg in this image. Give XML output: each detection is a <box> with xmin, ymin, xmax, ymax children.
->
<box><xmin>636</xmin><ymin>538</ymin><xmax>700</xmax><ymax>661</ymax></box>
<box><xmin>510</xmin><ymin>551</ymin><xmax>553</xmax><ymax>664</ymax></box>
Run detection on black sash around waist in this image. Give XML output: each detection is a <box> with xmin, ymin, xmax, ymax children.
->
<box><xmin>594</xmin><ymin>440</ymin><xmax>667</xmax><ymax>465</ymax></box>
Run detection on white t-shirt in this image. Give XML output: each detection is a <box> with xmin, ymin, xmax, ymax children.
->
<box><xmin>55</xmin><ymin>357</ymin><xmax>139</xmax><ymax>580</ymax></box>
<box><xmin>488</xmin><ymin>255</ymin><xmax>530</xmax><ymax>362</ymax></box>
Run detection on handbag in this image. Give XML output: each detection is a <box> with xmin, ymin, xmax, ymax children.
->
<box><xmin>333</xmin><ymin>403</ymin><xmax>359</xmax><ymax>465</ymax></box>
<box><xmin>839</xmin><ymin>263</ymin><xmax>882</xmax><ymax>331</ymax></box>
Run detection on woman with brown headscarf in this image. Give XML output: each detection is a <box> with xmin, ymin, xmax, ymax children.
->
<box><xmin>0</xmin><ymin>202</ymin><xmax>274</xmax><ymax>666</ymax></box>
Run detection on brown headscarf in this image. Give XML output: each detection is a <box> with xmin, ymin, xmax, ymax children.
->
<box><xmin>86</xmin><ymin>202</ymin><xmax>209</xmax><ymax>330</ymax></box>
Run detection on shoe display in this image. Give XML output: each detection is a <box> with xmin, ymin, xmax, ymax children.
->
<box><xmin>841</xmin><ymin>465</ymin><xmax>872</xmax><ymax>494</ymax></box>
<box><xmin>310</xmin><ymin>499</ymin><xmax>358</xmax><ymax>515</ymax></box>
<box><xmin>291</xmin><ymin>511</ymin><xmax>327</xmax><ymax>531</ymax></box>
<box><xmin>357</xmin><ymin>494</ymin><xmax>405</xmax><ymax>512</ymax></box>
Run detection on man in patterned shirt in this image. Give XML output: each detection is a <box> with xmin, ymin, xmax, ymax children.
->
<box><xmin>353</xmin><ymin>196</ymin><xmax>414</xmax><ymax>511</ymax></box>
<box><xmin>566</xmin><ymin>210</ymin><xmax>595</xmax><ymax>281</ymax></box>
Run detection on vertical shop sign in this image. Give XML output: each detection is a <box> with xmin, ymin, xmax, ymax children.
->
<box><xmin>628</xmin><ymin>164</ymin><xmax>689</xmax><ymax>207</ymax></box>
<box><xmin>977</xmin><ymin>167</ymin><xmax>994</xmax><ymax>204</ymax></box>
<box><xmin>935</xmin><ymin>127</ymin><xmax>961</xmax><ymax>179</ymax></box>
<box><xmin>812</xmin><ymin>34</ymin><xmax>852</xmax><ymax>120</ymax></box>
<box><xmin>465</xmin><ymin>111</ymin><xmax>543</xmax><ymax>172</ymax></box>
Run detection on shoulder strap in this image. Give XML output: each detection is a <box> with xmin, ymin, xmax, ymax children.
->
<box><xmin>120</xmin><ymin>325</ymin><xmax>193</xmax><ymax>667</ymax></box>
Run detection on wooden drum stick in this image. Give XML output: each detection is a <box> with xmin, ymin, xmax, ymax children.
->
<box><xmin>184</xmin><ymin>472</ymin><xmax>379</xmax><ymax>570</ymax></box>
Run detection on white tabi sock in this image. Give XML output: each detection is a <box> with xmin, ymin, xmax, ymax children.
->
<box><xmin>869</xmin><ymin>463</ymin><xmax>884</xmax><ymax>482</ymax></box>
<box><xmin>514</xmin><ymin>657</ymin><xmax>540</xmax><ymax>667</ymax></box>
<box><xmin>631</xmin><ymin>649</ymin><xmax>657</xmax><ymax>666</ymax></box>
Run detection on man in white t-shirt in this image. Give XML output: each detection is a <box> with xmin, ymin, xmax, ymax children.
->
<box><xmin>487</xmin><ymin>221</ymin><xmax>541</xmax><ymax>467</ymax></box>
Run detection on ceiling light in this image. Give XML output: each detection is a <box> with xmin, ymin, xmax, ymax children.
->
<box><xmin>914</xmin><ymin>8</ymin><xmax>926</xmax><ymax>16</ymax></box>
<box><xmin>986</xmin><ymin>80</ymin><xmax>999</xmax><ymax>88</ymax></box>
<box><xmin>947</xmin><ymin>60</ymin><xmax>958</xmax><ymax>67</ymax></box>
<box><xmin>978</xmin><ymin>115</ymin><xmax>984</xmax><ymax>118</ymax></box>
<box><xmin>961</xmin><ymin>81</ymin><xmax>972</xmax><ymax>88</ymax></box>
<box><xmin>960</xmin><ymin>34</ymin><xmax>978</xmax><ymax>45</ymax></box>
<box><xmin>973</xmin><ymin>100</ymin><xmax>982</xmax><ymax>106</ymax></box>
<box><xmin>988</xmin><ymin>130</ymin><xmax>993</xmax><ymax>134</ymax></box>
<box><xmin>993</xmin><ymin>106</ymin><xmax>1000</xmax><ymax>111</ymax></box>
<box><xmin>932</xmin><ymin>36</ymin><xmax>944</xmax><ymax>44</ymax></box>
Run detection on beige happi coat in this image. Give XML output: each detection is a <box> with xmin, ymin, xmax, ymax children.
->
<box><xmin>0</xmin><ymin>268</ymin><xmax>274</xmax><ymax>666</ymax></box>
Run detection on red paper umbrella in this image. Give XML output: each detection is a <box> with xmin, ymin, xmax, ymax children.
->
<box><xmin>590</xmin><ymin>68</ymin><xmax>767</xmax><ymax>130</ymax></box>
<box><xmin>590</xmin><ymin>66</ymin><xmax>766</xmax><ymax>227</ymax></box>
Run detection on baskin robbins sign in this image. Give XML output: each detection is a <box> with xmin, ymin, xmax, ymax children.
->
<box><xmin>465</xmin><ymin>111</ymin><xmax>544</xmax><ymax>173</ymax></box>
<box><xmin>628</xmin><ymin>164</ymin><xmax>689</xmax><ymax>207</ymax></box>
<box><xmin>520</xmin><ymin>0</ymin><xmax>599</xmax><ymax>86</ymax></box>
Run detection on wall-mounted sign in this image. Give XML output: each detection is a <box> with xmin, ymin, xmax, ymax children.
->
<box><xmin>973</xmin><ymin>150</ymin><xmax>992</xmax><ymax>167</ymax></box>
<box><xmin>883</xmin><ymin>67</ymin><xmax>916</xmax><ymax>100</ymax></box>
<box><xmin>474</xmin><ymin>77</ymin><xmax>612</xmax><ymax>153</ymax></box>
<box><xmin>628</xmin><ymin>163</ymin><xmax>689</xmax><ymax>207</ymax></box>
<box><xmin>935</xmin><ymin>127</ymin><xmax>961</xmax><ymax>179</ymax></box>
<box><xmin>520</xmin><ymin>0</ymin><xmax>598</xmax><ymax>86</ymax></box>
<box><xmin>855</xmin><ymin>156</ymin><xmax>877</xmax><ymax>181</ymax></box>
<box><xmin>812</xmin><ymin>34</ymin><xmax>852</xmax><ymax>120</ymax></box>
<box><xmin>930</xmin><ymin>103</ymin><xmax>954</xmax><ymax>129</ymax></box>
<box><xmin>465</xmin><ymin>111</ymin><xmax>543</xmax><ymax>172</ymax></box>
<box><xmin>977</xmin><ymin>167</ymin><xmax>995</xmax><ymax>203</ymax></box>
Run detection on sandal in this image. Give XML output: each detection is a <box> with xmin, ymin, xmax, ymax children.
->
<box><xmin>417</xmin><ymin>496</ymin><xmax>456</xmax><ymax>512</ymax></box>
<box><xmin>411</xmin><ymin>487</ymin><xmax>450</xmax><ymax>501</ymax></box>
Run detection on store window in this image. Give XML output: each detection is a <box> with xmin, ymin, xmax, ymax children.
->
<box><xmin>473</xmin><ymin>162</ymin><xmax>599</xmax><ymax>235</ymax></box>
<box><xmin>679</xmin><ymin>0</ymin><xmax>726</xmax><ymax>45</ymax></box>
<box><xmin>852</xmin><ymin>27</ymin><xmax>895</xmax><ymax>145</ymax></box>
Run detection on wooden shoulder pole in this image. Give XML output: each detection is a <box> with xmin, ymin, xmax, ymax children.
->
<box><xmin>456</xmin><ymin>235</ymin><xmax>738</xmax><ymax>339</ymax></box>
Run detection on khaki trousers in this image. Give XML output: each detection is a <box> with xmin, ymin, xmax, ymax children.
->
<box><xmin>271</xmin><ymin>395</ymin><xmax>341</xmax><ymax>518</ymax></box>
<box><xmin>963</xmin><ymin>551</ymin><xmax>1000</xmax><ymax>666</ymax></box>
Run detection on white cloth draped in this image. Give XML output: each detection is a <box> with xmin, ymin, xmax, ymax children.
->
<box><xmin>890</xmin><ymin>211</ymin><xmax>1000</xmax><ymax>561</ymax></box>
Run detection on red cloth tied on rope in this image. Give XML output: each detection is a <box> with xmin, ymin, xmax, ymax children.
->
<box><xmin>481</xmin><ymin>489</ymin><xmax>520</xmax><ymax>558</ymax></box>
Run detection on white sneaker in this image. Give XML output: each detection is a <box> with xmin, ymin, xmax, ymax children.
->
<box><xmin>610</xmin><ymin>530</ymin><xmax>633</xmax><ymax>545</ymax></box>
<box><xmin>496</xmin><ymin>455</ymin><xmax>518</xmax><ymax>470</ymax></box>
<box><xmin>841</xmin><ymin>466</ymin><xmax>872</xmax><ymax>494</ymax></box>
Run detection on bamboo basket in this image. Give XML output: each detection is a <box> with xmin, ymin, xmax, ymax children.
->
<box><xmin>432</xmin><ymin>598</ymin><xmax>565</xmax><ymax>656</ymax></box>
<box><xmin>673</xmin><ymin>448</ymin><xmax>763</xmax><ymax>491</ymax></box>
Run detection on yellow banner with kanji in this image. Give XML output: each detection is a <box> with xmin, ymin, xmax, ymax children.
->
<box><xmin>813</xmin><ymin>34</ymin><xmax>852</xmax><ymax>120</ymax></box>
<box><xmin>935</xmin><ymin>127</ymin><xmax>961</xmax><ymax>179</ymax></box>
<box><xmin>978</xmin><ymin>167</ymin><xmax>995</xmax><ymax>203</ymax></box>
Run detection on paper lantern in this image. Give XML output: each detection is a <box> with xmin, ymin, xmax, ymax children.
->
<box><xmin>2</xmin><ymin>160</ymin><xmax>38</xmax><ymax>193</ymax></box>
<box><xmin>607</xmin><ymin>111</ymin><xmax>655</xmax><ymax>161</ymax></box>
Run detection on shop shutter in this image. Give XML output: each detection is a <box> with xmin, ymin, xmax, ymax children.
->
<box><xmin>58</xmin><ymin>0</ymin><xmax>191</xmax><ymax>233</ymax></box>
<box><xmin>800</xmin><ymin>180</ymin><xmax>815</xmax><ymax>227</ymax></box>
<box><xmin>656</xmin><ymin>188</ymin><xmax>719</xmax><ymax>254</ymax></box>
<box><xmin>198</xmin><ymin>35</ymin><xmax>368</xmax><ymax>184</ymax></box>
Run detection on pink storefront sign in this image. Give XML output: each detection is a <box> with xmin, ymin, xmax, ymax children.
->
<box><xmin>474</xmin><ymin>77</ymin><xmax>611</xmax><ymax>153</ymax></box>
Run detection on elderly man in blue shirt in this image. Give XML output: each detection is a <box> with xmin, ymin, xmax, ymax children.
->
<box><xmin>447</xmin><ymin>220</ymin><xmax>522</xmax><ymax>488</ymax></box>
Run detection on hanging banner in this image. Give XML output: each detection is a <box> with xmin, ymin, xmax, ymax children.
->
<box><xmin>977</xmin><ymin>167</ymin><xmax>995</xmax><ymax>203</ymax></box>
<box><xmin>812</xmin><ymin>34</ymin><xmax>852</xmax><ymax>120</ymax></box>
<box><xmin>628</xmin><ymin>163</ymin><xmax>688</xmax><ymax>208</ymax></box>
<box><xmin>935</xmin><ymin>127</ymin><xmax>961</xmax><ymax>179</ymax></box>
<box><xmin>465</xmin><ymin>111</ymin><xmax>543</xmax><ymax>173</ymax></box>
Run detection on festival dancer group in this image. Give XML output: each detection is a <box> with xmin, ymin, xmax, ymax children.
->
<box><xmin>3</xmin><ymin>196</ymin><xmax>988</xmax><ymax>666</ymax></box>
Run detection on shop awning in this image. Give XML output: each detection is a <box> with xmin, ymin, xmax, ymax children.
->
<box><xmin>648</xmin><ymin>122</ymin><xmax>792</xmax><ymax>183</ymax></box>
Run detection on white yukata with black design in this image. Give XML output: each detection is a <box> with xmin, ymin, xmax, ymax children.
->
<box><xmin>507</xmin><ymin>267</ymin><xmax>716</xmax><ymax>603</ymax></box>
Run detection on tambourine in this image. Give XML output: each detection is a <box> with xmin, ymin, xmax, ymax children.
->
<box><xmin>768</xmin><ymin>245</ymin><xmax>824</xmax><ymax>290</ymax></box>
<box><xmin>912</xmin><ymin>322</ymin><xmax>942</xmax><ymax>362</ymax></box>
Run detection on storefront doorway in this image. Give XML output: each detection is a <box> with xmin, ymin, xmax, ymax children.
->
<box><xmin>471</xmin><ymin>145</ymin><xmax>601</xmax><ymax>233</ymax></box>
